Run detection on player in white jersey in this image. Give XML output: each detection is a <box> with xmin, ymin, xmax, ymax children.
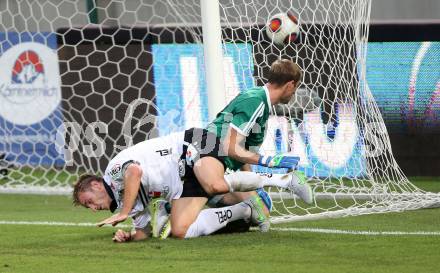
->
<box><xmin>73</xmin><ymin>128</ymin><xmax>312</xmax><ymax>242</ymax></box>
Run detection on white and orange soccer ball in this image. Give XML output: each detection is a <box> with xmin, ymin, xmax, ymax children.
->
<box><xmin>266</xmin><ymin>12</ymin><xmax>300</xmax><ymax>46</ymax></box>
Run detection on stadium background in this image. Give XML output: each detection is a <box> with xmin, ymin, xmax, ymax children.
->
<box><xmin>0</xmin><ymin>0</ymin><xmax>439</xmax><ymax>178</ymax></box>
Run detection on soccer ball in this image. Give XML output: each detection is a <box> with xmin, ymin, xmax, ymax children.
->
<box><xmin>266</xmin><ymin>12</ymin><xmax>299</xmax><ymax>46</ymax></box>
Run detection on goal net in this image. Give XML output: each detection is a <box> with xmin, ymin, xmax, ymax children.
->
<box><xmin>0</xmin><ymin>0</ymin><xmax>439</xmax><ymax>222</ymax></box>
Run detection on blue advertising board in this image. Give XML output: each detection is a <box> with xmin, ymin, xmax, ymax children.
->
<box><xmin>0</xmin><ymin>32</ymin><xmax>64</xmax><ymax>166</ymax></box>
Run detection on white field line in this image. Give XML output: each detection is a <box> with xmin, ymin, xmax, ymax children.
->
<box><xmin>0</xmin><ymin>220</ymin><xmax>131</xmax><ymax>228</ymax></box>
<box><xmin>270</xmin><ymin>227</ymin><xmax>440</xmax><ymax>236</ymax></box>
<box><xmin>1</xmin><ymin>220</ymin><xmax>440</xmax><ymax>236</ymax></box>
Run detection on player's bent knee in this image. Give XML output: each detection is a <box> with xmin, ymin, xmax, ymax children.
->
<box><xmin>171</xmin><ymin>225</ymin><xmax>189</xmax><ymax>239</ymax></box>
<box><xmin>202</xmin><ymin>179</ymin><xmax>229</xmax><ymax>195</ymax></box>
<box><xmin>209</xmin><ymin>180</ymin><xmax>229</xmax><ymax>194</ymax></box>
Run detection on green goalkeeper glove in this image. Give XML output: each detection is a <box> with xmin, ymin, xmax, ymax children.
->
<box><xmin>258</xmin><ymin>154</ymin><xmax>300</xmax><ymax>169</ymax></box>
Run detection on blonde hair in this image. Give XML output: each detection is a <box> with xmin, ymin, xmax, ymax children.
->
<box><xmin>267</xmin><ymin>59</ymin><xmax>302</xmax><ymax>86</ymax></box>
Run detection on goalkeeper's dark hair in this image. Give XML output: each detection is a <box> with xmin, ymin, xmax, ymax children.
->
<box><xmin>72</xmin><ymin>174</ymin><xmax>104</xmax><ymax>206</ymax></box>
<box><xmin>267</xmin><ymin>59</ymin><xmax>302</xmax><ymax>86</ymax></box>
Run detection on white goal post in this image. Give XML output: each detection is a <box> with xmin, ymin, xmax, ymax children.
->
<box><xmin>0</xmin><ymin>0</ymin><xmax>439</xmax><ymax>223</ymax></box>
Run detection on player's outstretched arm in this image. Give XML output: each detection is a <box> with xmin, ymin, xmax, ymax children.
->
<box><xmin>119</xmin><ymin>164</ymin><xmax>143</xmax><ymax>216</ymax></box>
<box><xmin>224</xmin><ymin>127</ymin><xmax>299</xmax><ymax>170</ymax></box>
<box><xmin>97</xmin><ymin>163</ymin><xmax>143</xmax><ymax>227</ymax></box>
<box><xmin>223</xmin><ymin>127</ymin><xmax>260</xmax><ymax>165</ymax></box>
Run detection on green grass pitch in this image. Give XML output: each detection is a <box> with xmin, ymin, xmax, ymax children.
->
<box><xmin>0</xmin><ymin>178</ymin><xmax>439</xmax><ymax>273</ymax></box>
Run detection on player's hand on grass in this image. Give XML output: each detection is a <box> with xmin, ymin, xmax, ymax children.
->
<box><xmin>258</xmin><ymin>154</ymin><xmax>300</xmax><ymax>169</ymax></box>
<box><xmin>112</xmin><ymin>229</ymin><xmax>132</xmax><ymax>243</ymax></box>
<box><xmin>97</xmin><ymin>213</ymin><xmax>128</xmax><ymax>227</ymax></box>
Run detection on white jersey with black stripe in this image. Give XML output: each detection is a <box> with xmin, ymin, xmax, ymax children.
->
<box><xmin>103</xmin><ymin>131</ymin><xmax>185</xmax><ymax>229</ymax></box>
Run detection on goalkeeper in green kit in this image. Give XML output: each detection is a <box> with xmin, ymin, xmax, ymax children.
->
<box><xmin>205</xmin><ymin>59</ymin><xmax>313</xmax><ymax>224</ymax></box>
<box><xmin>208</xmin><ymin>59</ymin><xmax>304</xmax><ymax>171</ymax></box>
<box><xmin>152</xmin><ymin>59</ymin><xmax>313</xmax><ymax>238</ymax></box>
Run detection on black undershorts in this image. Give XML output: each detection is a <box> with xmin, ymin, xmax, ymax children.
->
<box><xmin>179</xmin><ymin>128</ymin><xmax>226</xmax><ymax>198</ymax></box>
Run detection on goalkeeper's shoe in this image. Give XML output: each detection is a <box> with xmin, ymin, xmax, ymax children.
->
<box><xmin>151</xmin><ymin>199</ymin><xmax>171</xmax><ymax>238</ymax></box>
<box><xmin>244</xmin><ymin>195</ymin><xmax>270</xmax><ymax>232</ymax></box>
<box><xmin>287</xmin><ymin>171</ymin><xmax>314</xmax><ymax>205</ymax></box>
